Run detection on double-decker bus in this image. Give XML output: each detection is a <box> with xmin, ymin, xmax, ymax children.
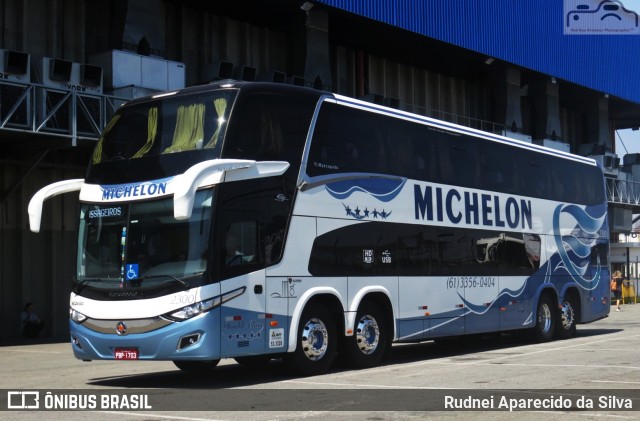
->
<box><xmin>29</xmin><ymin>81</ymin><xmax>610</xmax><ymax>376</ymax></box>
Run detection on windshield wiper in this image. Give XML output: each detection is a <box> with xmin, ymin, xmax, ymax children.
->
<box><xmin>134</xmin><ymin>274</ymin><xmax>191</xmax><ymax>288</ymax></box>
<box><xmin>74</xmin><ymin>278</ymin><xmax>110</xmax><ymax>293</ymax></box>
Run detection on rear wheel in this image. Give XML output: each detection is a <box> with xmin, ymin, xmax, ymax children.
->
<box><xmin>533</xmin><ymin>294</ymin><xmax>556</xmax><ymax>342</ymax></box>
<box><xmin>555</xmin><ymin>297</ymin><xmax>577</xmax><ymax>339</ymax></box>
<box><xmin>286</xmin><ymin>303</ymin><xmax>337</xmax><ymax>376</ymax></box>
<box><xmin>173</xmin><ymin>359</ymin><xmax>220</xmax><ymax>373</ymax></box>
<box><xmin>343</xmin><ymin>301</ymin><xmax>389</xmax><ymax>369</ymax></box>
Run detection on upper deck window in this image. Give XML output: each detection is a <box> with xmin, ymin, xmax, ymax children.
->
<box><xmin>92</xmin><ymin>90</ymin><xmax>237</xmax><ymax>164</ymax></box>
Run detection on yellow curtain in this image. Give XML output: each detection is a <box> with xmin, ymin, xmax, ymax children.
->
<box><xmin>132</xmin><ymin>107</ymin><xmax>158</xmax><ymax>158</ymax></box>
<box><xmin>205</xmin><ymin>98</ymin><xmax>228</xmax><ymax>149</ymax></box>
<box><xmin>92</xmin><ymin>114</ymin><xmax>121</xmax><ymax>164</ymax></box>
<box><xmin>163</xmin><ymin>103</ymin><xmax>205</xmax><ymax>153</ymax></box>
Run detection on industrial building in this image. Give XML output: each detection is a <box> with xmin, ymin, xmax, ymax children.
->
<box><xmin>2</xmin><ymin>0</ymin><xmax>640</xmax><ymax>340</ymax></box>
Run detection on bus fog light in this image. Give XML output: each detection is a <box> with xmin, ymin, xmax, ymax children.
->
<box><xmin>71</xmin><ymin>335</ymin><xmax>82</xmax><ymax>349</ymax></box>
<box><xmin>178</xmin><ymin>333</ymin><xmax>202</xmax><ymax>350</ymax></box>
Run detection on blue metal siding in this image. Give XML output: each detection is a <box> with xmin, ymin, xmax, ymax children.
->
<box><xmin>317</xmin><ymin>0</ymin><xmax>640</xmax><ymax>104</ymax></box>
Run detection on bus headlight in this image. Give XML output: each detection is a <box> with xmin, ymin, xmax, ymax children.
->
<box><xmin>70</xmin><ymin>308</ymin><xmax>87</xmax><ymax>323</ymax></box>
<box><xmin>166</xmin><ymin>287</ymin><xmax>246</xmax><ymax>321</ymax></box>
<box><xmin>170</xmin><ymin>297</ymin><xmax>221</xmax><ymax>320</ymax></box>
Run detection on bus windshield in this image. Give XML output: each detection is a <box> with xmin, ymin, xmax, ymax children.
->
<box><xmin>76</xmin><ymin>190</ymin><xmax>213</xmax><ymax>290</ymax></box>
<box><xmin>92</xmin><ymin>89</ymin><xmax>237</xmax><ymax>164</ymax></box>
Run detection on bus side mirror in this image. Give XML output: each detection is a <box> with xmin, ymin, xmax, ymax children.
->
<box><xmin>28</xmin><ymin>179</ymin><xmax>84</xmax><ymax>233</ymax></box>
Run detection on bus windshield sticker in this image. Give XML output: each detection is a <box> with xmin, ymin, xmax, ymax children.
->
<box><xmin>88</xmin><ymin>206</ymin><xmax>122</xmax><ymax>219</ymax></box>
<box><xmin>125</xmin><ymin>264</ymin><xmax>139</xmax><ymax>280</ymax></box>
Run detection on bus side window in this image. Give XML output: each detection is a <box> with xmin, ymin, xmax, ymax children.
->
<box><xmin>223</xmin><ymin>221</ymin><xmax>257</xmax><ymax>267</ymax></box>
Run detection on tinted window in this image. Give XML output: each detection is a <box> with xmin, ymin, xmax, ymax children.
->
<box><xmin>215</xmin><ymin>178</ymin><xmax>291</xmax><ymax>281</ymax></box>
<box><xmin>223</xmin><ymin>92</ymin><xmax>317</xmax><ymax>189</ymax></box>
<box><xmin>307</xmin><ymin>103</ymin><xmax>385</xmax><ymax>176</ymax></box>
<box><xmin>306</xmin><ymin>102</ymin><xmax>605</xmax><ymax>206</ymax></box>
<box><xmin>309</xmin><ymin>222</ymin><xmax>541</xmax><ymax>277</ymax></box>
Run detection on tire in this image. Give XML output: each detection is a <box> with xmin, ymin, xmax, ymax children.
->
<box><xmin>286</xmin><ymin>303</ymin><xmax>337</xmax><ymax>376</ymax></box>
<box><xmin>533</xmin><ymin>294</ymin><xmax>556</xmax><ymax>342</ymax></box>
<box><xmin>343</xmin><ymin>301</ymin><xmax>389</xmax><ymax>369</ymax></box>
<box><xmin>173</xmin><ymin>359</ymin><xmax>220</xmax><ymax>373</ymax></box>
<box><xmin>555</xmin><ymin>297</ymin><xmax>577</xmax><ymax>340</ymax></box>
<box><xmin>234</xmin><ymin>355</ymin><xmax>272</xmax><ymax>367</ymax></box>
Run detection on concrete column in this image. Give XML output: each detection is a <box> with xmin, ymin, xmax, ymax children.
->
<box><xmin>532</xmin><ymin>78</ymin><xmax>562</xmax><ymax>141</ymax></box>
<box><xmin>302</xmin><ymin>9</ymin><xmax>332</xmax><ymax>90</ymax></box>
<box><xmin>493</xmin><ymin>67</ymin><xmax>523</xmax><ymax>132</ymax></box>
<box><xmin>586</xmin><ymin>97</ymin><xmax>611</xmax><ymax>149</ymax></box>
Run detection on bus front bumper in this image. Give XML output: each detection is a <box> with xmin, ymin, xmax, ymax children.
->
<box><xmin>69</xmin><ymin>311</ymin><xmax>221</xmax><ymax>361</ymax></box>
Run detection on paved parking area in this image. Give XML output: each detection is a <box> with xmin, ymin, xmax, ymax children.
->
<box><xmin>2</xmin><ymin>301</ymin><xmax>640</xmax><ymax>420</ymax></box>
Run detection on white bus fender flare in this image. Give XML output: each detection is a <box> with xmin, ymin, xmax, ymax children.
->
<box><xmin>287</xmin><ymin>286</ymin><xmax>345</xmax><ymax>353</ymax></box>
<box><xmin>346</xmin><ymin>286</ymin><xmax>396</xmax><ymax>341</ymax></box>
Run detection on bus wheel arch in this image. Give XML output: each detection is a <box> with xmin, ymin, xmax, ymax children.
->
<box><xmin>286</xmin><ymin>294</ymin><xmax>342</xmax><ymax>376</ymax></box>
<box><xmin>341</xmin><ymin>293</ymin><xmax>393</xmax><ymax>369</ymax></box>
<box><xmin>556</xmin><ymin>288</ymin><xmax>580</xmax><ymax>340</ymax></box>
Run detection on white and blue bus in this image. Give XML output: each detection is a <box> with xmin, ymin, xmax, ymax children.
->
<box><xmin>29</xmin><ymin>81</ymin><xmax>610</xmax><ymax>375</ymax></box>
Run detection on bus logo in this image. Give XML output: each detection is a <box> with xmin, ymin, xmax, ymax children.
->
<box><xmin>116</xmin><ymin>322</ymin><xmax>128</xmax><ymax>335</ymax></box>
<box><xmin>363</xmin><ymin>249</ymin><xmax>374</xmax><ymax>264</ymax></box>
<box><xmin>7</xmin><ymin>391</ymin><xmax>39</xmax><ymax>409</ymax></box>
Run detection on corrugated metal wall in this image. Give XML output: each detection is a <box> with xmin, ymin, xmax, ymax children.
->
<box><xmin>317</xmin><ymin>0</ymin><xmax>640</xmax><ymax>104</ymax></box>
<box><xmin>1</xmin><ymin>163</ymin><xmax>82</xmax><ymax>341</ymax></box>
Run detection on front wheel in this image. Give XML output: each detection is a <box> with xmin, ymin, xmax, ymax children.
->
<box><xmin>343</xmin><ymin>301</ymin><xmax>389</xmax><ymax>369</ymax></box>
<box><xmin>555</xmin><ymin>297</ymin><xmax>577</xmax><ymax>339</ymax></box>
<box><xmin>285</xmin><ymin>303</ymin><xmax>337</xmax><ymax>376</ymax></box>
<box><xmin>173</xmin><ymin>359</ymin><xmax>220</xmax><ymax>373</ymax></box>
<box><xmin>533</xmin><ymin>294</ymin><xmax>556</xmax><ymax>342</ymax></box>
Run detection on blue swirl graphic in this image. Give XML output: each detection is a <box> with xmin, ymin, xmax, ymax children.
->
<box><xmin>458</xmin><ymin>282</ymin><xmax>527</xmax><ymax>315</ymax></box>
<box><xmin>325</xmin><ymin>178</ymin><xmax>406</xmax><ymax>202</ymax></box>
<box><xmin>552</xmin><ymin>203</ymin><xmax>606</xmax><ymax>290</ymax></box>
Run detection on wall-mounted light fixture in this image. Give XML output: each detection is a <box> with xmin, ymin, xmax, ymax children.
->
<box><xmin>300</xmin><ymin>1</ymin><xmax>314</xmax><ymax>12</ymax></box>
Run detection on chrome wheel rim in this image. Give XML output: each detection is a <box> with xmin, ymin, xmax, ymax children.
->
<box><xmin>301</xmin><ymin>317</ymin><xmax>329</xmax><ymax>361</ymax></box>
<box><xmin>560</xmin><ymin>301</ymin><xmax>574</xmax><ymax>330</ymax></box>
<box><xmin>355</xmin><ymin>314</ymin><xmax>380</xmax><ymax>355</ymax></box>
<box><xmin>538</xmin><ymin>303</ymin><xmax>552</xmax><ymax>334</ymax></box>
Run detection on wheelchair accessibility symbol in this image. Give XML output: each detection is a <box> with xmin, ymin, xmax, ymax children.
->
<box><xmin>126</xmin><ymin>264</ymin><xmax>139</xmax><ymax>280</ymax></box>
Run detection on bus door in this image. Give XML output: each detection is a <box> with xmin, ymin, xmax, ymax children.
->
<box><xmin>218</xmin><ymin>218</ymin><xmax>267</xmax><ymax>358</ymax></box>
<box><xmin>217</xmin><ymin>178</ymin><xmax>291</xmax><ymax>358</ymax></box>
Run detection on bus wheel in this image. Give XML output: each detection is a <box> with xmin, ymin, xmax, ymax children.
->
<box><xmin>173</xmin><ymin>359</ymin><xmax>220</xmax><ymax>373</ymax></box>
<box><xmin>286</xmin><ymin>303</ymin><xmax>337</xmax><ymax>376</ymax></box>
<box><xmin>533</xmin><ymin>294</ymin><xmax>556</xmax><ymax>342</ymax></box>
<box><xmin>344</xmin><ymin>301</ymin><xmax>388</xmax><ymax>368</ymax></box>
<box><xmin>234</xmin><ymin>355</ymin><xmax>272</xmax><ymax>367</ymax></box>
<box><xmin>556</xmin><ymin>297</ymin><xmax>576</xmax><ymax>339</ymax></box>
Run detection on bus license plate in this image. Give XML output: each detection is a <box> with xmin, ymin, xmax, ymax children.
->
<box><xmin>114</xmin><ymin>348</ymin><xmax>139</xmax><ymax>360</ymax></box>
